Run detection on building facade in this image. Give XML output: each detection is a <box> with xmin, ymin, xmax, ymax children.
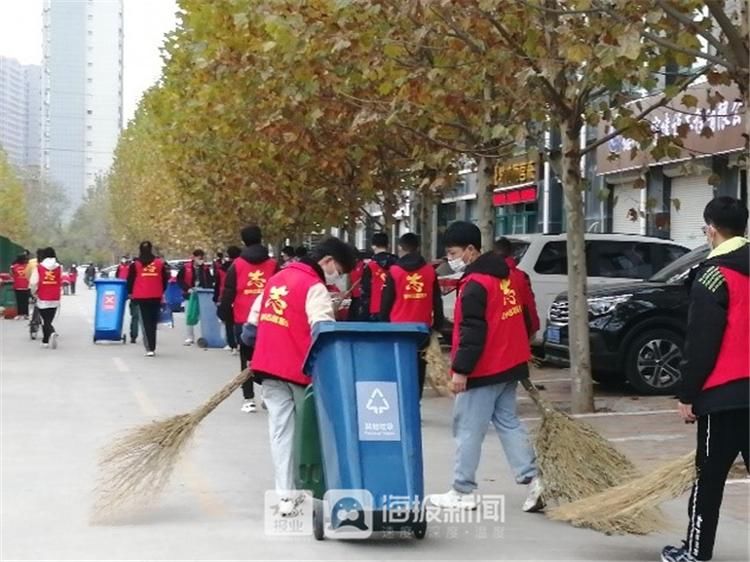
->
<box><xmin>42</xmin><ymin>0</ymin><xmax>123</xmax><ymax>213</ymax></box>
<box><xmin>0</xmin><ymin>57</ymin><xmax>41</xmax><ymax>169</ymax></box>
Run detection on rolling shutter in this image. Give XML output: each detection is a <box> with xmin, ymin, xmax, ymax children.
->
<box><xmin>611</xmin><ymin>183</ymin><xmax>642</xmax><ymax>235</ymax></box>
<box><xmin>670</xmin><ymin>175</ymin><xmax>713</xmax><ymax>249</ymax></box>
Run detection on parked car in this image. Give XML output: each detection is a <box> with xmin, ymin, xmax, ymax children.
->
<box><xmin>438</xmin><ymin>233</ymin><xmax>690</xmax><ymax>349</ymax></box>
<box><xmin>97</xmin><ymin>265</ymin><xmax>117</xmax><ymax>278</ymax></box>
<box><xmin>543</xmin><ymin>245</ymin><xmax>710</xmax><ymax>395</ymax></box>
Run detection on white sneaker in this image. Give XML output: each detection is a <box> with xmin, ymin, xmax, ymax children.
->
<box><xmin>240</xmin><ymin>400</ymin><xmax>256</xmax><ymax>413</ymax></box>
<box><xmin>145</xmin><ymin>351</ymin><xmax>155</xmax><ymax>357</ymax></box>
<box><xmin>522</xmin><ymin>476</ymin><xmax>545</xmax><ymax>513</ymax></box>
<box><xmin>231</xmin><ymin>348</ymin><xmax>239</xmax><ymax>356</ymax></box>
<box><xmin>278</xmin><ymin>497</ymin><xmax>295</xmax><ymax>517</ymax></box>
<box><xmin>428</xmin><ymin>489</ymin><xmax>479</xmax><ymax>510</ymax></box>
<box><xmin>50</xmin><ymin>333</ymin><xmax>59</xmax><ymax>349</ymax></box>
<box><xmin>223</xmin><ymin>345</ymin><xmax>231</xmax><ymax>351</ymax></box>
<box><xmin>183</xmin><ymin>338</ymin><xmax>194</xmax><ymax>346</ymax></box>
<box><xmin>41</xmin><ymin>343</ymin><xmax>49</xmax><ymax>349</ymax></box>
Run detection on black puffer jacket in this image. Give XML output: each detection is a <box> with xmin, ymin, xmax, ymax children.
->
<box><xmin>361</xmin><ymin>251</ymin><xmax>397</xmax><ymax>317</ymax></box>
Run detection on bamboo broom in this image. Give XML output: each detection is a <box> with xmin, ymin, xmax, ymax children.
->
<box><xmin>422</xmin><ymin>331</ymin><xmax>454</xmax><ymax>397</ymax></box>
<box><xmin>93</xmin><ymin>369</ymin><xmax>252</xmax><ymax>522</ymax></box>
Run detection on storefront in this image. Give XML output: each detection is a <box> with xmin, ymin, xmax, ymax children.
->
<box><xmin>493</xmin><ymin>159</ymin><xmax>540</xmax><ymax>236</ymax></box>
<box><xmin>597</xmin><ymin>82</ymin><xmax>746</xmax><ymax>249</ymax></box>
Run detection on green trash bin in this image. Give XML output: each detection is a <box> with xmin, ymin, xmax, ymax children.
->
<box><xmin>1</xmin><ymin>277</ymin><xmax>17</xmax><ymax>318</ymax></box>
<box><xmin>294</xmin><ymin>385</ymin><xmax>326</xmax><ymax>500</ymax></box>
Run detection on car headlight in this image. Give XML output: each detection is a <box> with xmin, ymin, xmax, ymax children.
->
<box><xmin>587</xmin><ymin>295</ymin><xmax>632</xmax><ymax>317</ymax></box>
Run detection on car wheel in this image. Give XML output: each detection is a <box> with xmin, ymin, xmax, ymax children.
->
<box><xmin>625</xmin><ymin>329</ymin><xmax>684</xmax><ymax>395</ymax></box>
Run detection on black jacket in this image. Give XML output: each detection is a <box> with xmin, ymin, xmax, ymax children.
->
<box><xmin>176</xmin><ymin>260</ymin><xmax>214</xmax><ymax>297</ymax></box>
<box><xmin>451</xmin><ymin>252</ymin><xmax>529</xmax><ymax>390</ymax></box>
<box><xmin>218</xmin><ymin>244</ymin><xmax>278</xmax><ymax>322</ymax></box>
<box><xmin>213</xmin><ymin>259</ymin><xmax>233</xmax><ymax>303</ymax></box>
<box><xmin>361</xmin><ymin>251</ymin><xmax>397</xmax><ymax>317</ymax></box>
<box><xmin>679</xmin><ymin>240</ymin><xmax>749</xmax><ymax>415</ymax></box>
<box><xmin>380</xmin><ymin>252</ymin><xmax>444</xmax><ymax>330</ymax></box>
<box><xmin>126</xmin><ymin>255</ymin><xmax>170</xmax><ymax>300</ymax></box>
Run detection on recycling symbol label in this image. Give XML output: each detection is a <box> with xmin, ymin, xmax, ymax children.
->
<box><xmin>356</xmin><ymin>381</ymin><xmax>401</xmax><ymax>442</ymax></box>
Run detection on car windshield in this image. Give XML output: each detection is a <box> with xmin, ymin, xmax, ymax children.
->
<box><xmin>509</xmin><ymin>239</ymin><xmax>530</xmax><ymax>262</ymax></box>
<box><xmin>649</xmin><ymin>245</ymin><xmax>709</xmax><ymax>284</ymax></box>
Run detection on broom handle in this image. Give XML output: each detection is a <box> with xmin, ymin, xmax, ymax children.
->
<box><xmin>520</xmin><ymin>376</ymin><xmax>552</xmax><ymax>413</ymax></box>
<box><xmin>194</xmin><ymin>369</ymin><xmax>252</xmax><ymax>419</ymax></box>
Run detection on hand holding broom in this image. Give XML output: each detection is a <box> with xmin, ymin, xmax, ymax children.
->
<box><xmin>93</xmin><ymin>369</ymin><xmax>252</xmax><ymax>522</ymax></box>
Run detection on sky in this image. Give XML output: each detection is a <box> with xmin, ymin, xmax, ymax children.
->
<box><xmin>0</xmin><ymin>0</ymin><xmax>179</xmax><ymax>122</ymax></box>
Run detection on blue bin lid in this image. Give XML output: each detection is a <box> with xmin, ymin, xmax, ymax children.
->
<box><xmin>195</xmin><ymin>288</ymin><xmax>214</xmax><ymax>293</ymax></box>
<box><xmin>304</xmin><ymin>321</ymin><xmax>429</xmax><ymax>375</ymax></box>
<box><xmin>94</xmin><ymin>278</ymin><xmax>126</xmax><ymax>285</ymax></box>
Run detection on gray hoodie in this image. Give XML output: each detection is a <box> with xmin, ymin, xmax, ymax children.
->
<box><xmin>29</xmin><ymin>257</ymin><xmax>61</xmax><ymax>309</ymax></box>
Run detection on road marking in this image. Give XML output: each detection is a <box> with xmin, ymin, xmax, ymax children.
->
<box><xmin>125</xmin><ymin>377</ymin><xmax>228</xmax><ymax>518</ymax></box>
<box><xmin>532</xmin><ymin>377</ymin><xmax>572</xmax><ymax>384</ymax></box>
<box><xmin>521</xmin><ymin>408</ymin><xmax>678</xmax><ymax>422</ymax></box>
<box><xmin>112</xmin><ymin>357</ymin><xmax>129</xmax><ymax>373</ymax></box>
<box><xmin>608</xmin><ymin>433</ymin><xmax>685</xmax><ymax>443</ymax></box>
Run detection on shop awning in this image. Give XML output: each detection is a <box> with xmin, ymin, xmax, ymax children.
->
<box><xmin>492</xmin><ymin>185</ymin><xmax>537</xmax><ymax>207</ymax></box>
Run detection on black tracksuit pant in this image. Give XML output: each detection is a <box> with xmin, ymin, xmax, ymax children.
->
<box><xmin>39</xmin><ymin>307</ymin><xmax>57</xmax><ymax>343</ymax></box>
<box><xmin>686</xmin><ymin>408</ymin><xmax>749</xmax><ymax>560</ymax></box>
<box><xmin>136</xmin><ymin>299</ymin><xmax>161</xmax><ymax>352</ymax></box>
<box><xmin>14</xmin><ymin>289</ymin><xmax>30</xmax><ymax>316</ymax></box>
<box><xmin>234</xmin><ymin>323</ymin><xmax>254</xmax><ymax>399</ymax></box>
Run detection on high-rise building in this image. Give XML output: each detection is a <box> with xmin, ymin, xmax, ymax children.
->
<box><xmin>42</xmin><ymin>0</ymin><xmax>123</xmax><ymax>214</ymax></box>
<box><xmin>0</xmin><ymin>56</ymin><xmax>40</xmax><ymax>169</ymax></box>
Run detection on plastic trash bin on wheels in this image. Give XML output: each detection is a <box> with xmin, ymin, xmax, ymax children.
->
<box><xmin>93</xmin><ymin>278</ymin><xmax>128</xmax><ymax>343</ymax></box>
<box><xmin>165</xmin><ymin>279</ymin><xmax>183</xmax><ymax>312</ymax></box>
<box><xmin>304</xmin><ymin>321</ymin><xmax>428</xmax><ymax>541</ymax></box>
<box><xmin>194</xmin><ymin>288</ymin><xmax>225</xmax><ymax>348</ymax></box>
<box><xmin>295</xmin><ymin>385</ymin><xmax>326</xmax><ymax>501</ymax></box>
<box><xmin>0</xmin><ymin>274</ymin><xmax>17</xmax><ymax>318</ymax></box>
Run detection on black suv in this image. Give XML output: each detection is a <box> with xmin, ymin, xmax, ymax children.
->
<box><xmin>543</xmin><ymin>245</ymin><xmax>710</xmax><ymax>395</ymax></box>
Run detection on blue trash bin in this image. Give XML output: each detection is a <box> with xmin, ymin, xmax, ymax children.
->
<box><xmin>304</xmin><ymin>321</ymin><xmax>429</xmax><ymax>539</ymax></box>
<box><xmin>93</xmin><ymin>278</ymin><xmax>128</xmax><ymax>343</ymax></box>
<box><xmin>165</xmin><ymin>279</ymin><xmax>183</xmax><ymax>312</ymax></box>
<box><xmin>195</xmin><ymin>288</ymin><xmax>225</xmax><ymax>348</ymax></box>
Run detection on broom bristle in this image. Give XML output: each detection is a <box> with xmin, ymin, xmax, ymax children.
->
<box><xmin>548</xmin><ymin>450</ymin><xmax>696</xmax><ymax>534</ymax></box>
<box><xmin>422</xmin><ymin>332</ymin><xmax>453</xmax><ymax>397</ymax></box>
<box><xmin>93</xmin><ymin>369</ymin><xmax>251</xmax><ymax>521</ymax></box>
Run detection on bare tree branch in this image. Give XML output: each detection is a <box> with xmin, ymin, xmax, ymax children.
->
<box><xmin>705</xmin><ymin>0</ymin><xmax>748</xmax><ymax>70</ymax></box>
<box><xmin>654</xmin><ymin>0</ymin><xmax>732</xmax><ymax>59</ymax></box>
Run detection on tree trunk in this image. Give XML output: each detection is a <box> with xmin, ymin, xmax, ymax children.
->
<box><xmin>562</xmin><ymin>119</ymin><xmax>595</xmax><ymax>414</ymax></box>
<box><xmin>419</xmin><ymin>190</ymin><xmax>435</xmax><ymax>259</ymax></box>
<box><xmin>476</xmin><ymin>156</ymin><xmax>495</xmax><ymax>250</ymax></box>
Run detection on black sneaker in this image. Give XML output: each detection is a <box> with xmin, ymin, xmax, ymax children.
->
<box><xmin>661</xmin><ymin>545</ymin><xmax>699</xmax><ymax>562</ymax></box>
<box><xmin>130</xmin><ymin>337</ymin><xmax>137</xmax><ymax>344</ymax></box>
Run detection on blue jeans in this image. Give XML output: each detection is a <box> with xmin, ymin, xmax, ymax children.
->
<box><xmin>452</xmin><ymin>380</ymin><xmax>537</xmax><ymax>493</ymax></box>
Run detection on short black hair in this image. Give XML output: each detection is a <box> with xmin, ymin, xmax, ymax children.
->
<box><xmin>295</xmin><ymin>245</ymin><xmax>308</xmax><ymax>258</ymax></box>
<box><xmin>241</xmin><ymin>225</ymin><xmax>262</xmax><ymax>246</ymax></box>
<box><xmin>310</xmin><ymin>237</ymin><xmax>358</xmax><ymax>273</ymax></box>
<box><xmin>40</xmin><ymin>246</ymin><xmax>57</xmax><ymax>259</ymax></box>
<box><xmin>226</xmin><ymin>245</ymin><xmax>241</xmax><ymax>259</ymax></box>
<box><xmin>281</xmin><ymin>245</ymin><xmax>295</xmax><ymax>258</ymax></box>
<box><xmin>192</xmin><ymin>249</ymin><xmax>205</xmax><ymax>258</ymax></box>
<box><xmin>704</xmin><ymin>196</ymin><xmax>748</xmax><ymax>237</ymax></box>
<box><xmin>216</xmin><ymin>251</ymin><xmax>224</xmax><ymax>259</ymax></box>
<box><xmin>444</xmin><ymin>221</ymin><xmax>482</xmax><ymax>251</ymax></box>
<box><xmin>398</xmin><ymin>233</ymin><xmax>420</xmax><ymax>253</ymax></box>
<box><xmin>372</xmin><ymin>232</ymin><xmax>389</xmax><ymax>249</ymax></box>
<box><xmin>493</xmin><ymin>237</ymin><xmax>512</xmax><ymax>256</ymax></box>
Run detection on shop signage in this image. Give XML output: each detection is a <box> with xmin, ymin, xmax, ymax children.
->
<box><xmin>494</xmin><ymin>160</ymin><xmax>536</xmax><ymax>187</ymax></box>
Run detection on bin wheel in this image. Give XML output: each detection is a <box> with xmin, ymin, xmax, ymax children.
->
<box><xmin>413</xmin><ymin>521</ymin><xmax>427</xmax><ymax>540</ymax></box>
<box><xmin>196</xmin><ymin>337</ymin><xmax>208</xmax><ymax>349</ymax></box>
<box><xmin>313</xmin><ymin>499</ymin><xmax>325</xmax><ymax>541</ymax></box>
<box><xmin>121</xmin><ymin>335</ymin><xmax>126</xmax><ymax>344</ymax></box>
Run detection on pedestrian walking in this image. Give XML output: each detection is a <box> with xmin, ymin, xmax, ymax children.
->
<box><xmin>84</xmin><ymin>263</ymin><xmax>96</xmax><ymax>288</ymax></box>
<box><xmin>127</xmin><ymin>241</ymin><xmax>169</xmax><ymax>357</ymax></box>
<box><xmin>10</xmin><ymin>254</ymin><xmax>31</xmax><ymax>319</ymax></box>
<box><xmin>218</xmin><ymin>226</ymin><xmax>278</xmax><ymax>412</ymax></box>
<box><xmin>661</xmin><ymin>197</ymin><xmax>749</xmax><ymax>562</ymax></box>
<box><xmin>177</xmin><ymin>249</ymin><xmax>214</xmax><ymax>346</ymax></box>
<box><xmin>429</xmin><ymin>221</ymin><xmax>543</xmax><ymax>513</ymax></box>
<box><xmin>280</xmin><ymin>246</ymin><xmax>295</xmax><ymax>268</ymax></box>
<box><xmin>380</xmin><ymin>233</ymin><xmax>444</xmax><ymax>397</ymax></box>
<box><xmin>116</xmin><ymin>256</ymin><xmax>139</xmax><ymax>344</ymax></box>
<box><xmin>361</xmin><ymin>232</ymin><xmax>397</xmax><ymax>321</ymax></box>
<box><xmin>29</xmin><ymin>247</ymin><xmax>63</xmax><ymax>349</ymax></box>
<box><xmin>248</xmin><ymin>237</ymin><xmax>357</xmax><ymax>514</ymax></box>
<box><xmin>68</xmin><ymin>264</ymin><xmax>78</xmax><ymax>295</ymax></box>
<box><xmin>214</xmin><ymin>245</ymin><xmax>241</xmax><ymax>354</ymax></box>
<box><xmin>493</xmin><ymin>237</ymin><xmax>540</xmax><ymax>339</ymax></box>
<box><xmin>212</xmin><ymin>251</ymin><xmax>224</xmax><ymax>276</ymax></box>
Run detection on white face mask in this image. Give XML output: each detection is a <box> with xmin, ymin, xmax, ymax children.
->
<box><xmin>325</xmin><ymin>270</ymin><xmax>341</xmax><ymax>284</ymax></box>
<box><xmin>448</xmin><ymin>257</ymin><xmax>466</xmax><ymax>273</ymax></box>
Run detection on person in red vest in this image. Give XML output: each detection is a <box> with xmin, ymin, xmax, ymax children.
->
<box><xmin>661</xmin><ymin>197</ymin><xmax>748</xmax><ymax>562</ymax></box>
<box><xmin>178</xmin><ymin>249</ymin><xmax>214</xmax><ymax>346</ymax></box>
<box><xmin>493</xmin><ymin>237</ymin><xmax>540</xmax><ymax>340</ymax></box>
<box><xmin>29</xmin><ymin>247</ymin><xmax>63</xmax><ymax>349</ymax></box>
<box><xmin>219</xmin><ymin>226</ymin><xmax>279</xmax><ymax>412</ymax></box>
<box><xmin>10</xmin><ymin>254</ymin><xmax>31</xmax><ymax>319</ymax></box>
<box><xmin>380</xmin><ymin>233</ymin><xmax>444</xmax><ymax>397</ymax></box>
<box><xmin>249</xmin><ymin>237</ymin><xmax>357</xmax><ymax>514</ymax></box>
<box><xmin>127</xmin><ymin>241</ymin><xmax>169</xmax><ymax>357</ymax></box>
<box><xmin>428</xmin><ymin>221</ymin><xmax>543</xmax><ymax>514</ymax></box>
<box><xmin>360</xmin><ymin>232</ymin><xmax>397</xmax><ymax>321</ymax></box>
<box><xmin>68</xmin><ymin>264</ymin><xmax>78</xmax><ymax>295</ymax></box>
<box><xmin>346</xmin><ymin>253</ymin><xmax>366</xmax><ymax>321</ymax></box>
<box><xmin>214</xmin><ymin>245</ymin><xmax>241</xmax><ymax>355</ymax></box>
<box><xmin>116</xmin><ymin>256</ymin><xmax>139</xmax><ymax>344</ymax></box>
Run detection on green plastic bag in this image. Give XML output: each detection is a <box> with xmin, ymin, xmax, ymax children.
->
<box><xmin>185</xmin><ymin>291</ymin><xmax>200</xmax><ymax>326</ymax></box>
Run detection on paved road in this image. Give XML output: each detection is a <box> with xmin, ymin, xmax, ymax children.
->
<box><xmin>1</xmin><ymin>289</ymin><xmax>747</xmax><ymax>561</ymax></box>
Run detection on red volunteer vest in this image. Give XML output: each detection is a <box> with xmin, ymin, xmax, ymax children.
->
<box><xmin>251</xmin><ymin>262</ymin><xmax>323</xmax><ymax>386</ymax></box>
<box><xmin>232</xmin><ymin>257</ymin><xmax>278</xmax><ymax>323</ymax></box>
<box><xmin>368</xmin><ymin>260</ymin><xmax>388</xmax><ymax>314</ymax></box>
<box><xmin>389</xmin><ymin>264</ymin><xmax>435</xmax><ymax>325</ymax></box>
<box><xmin>216</xmin><ymin>265</ymin><xmax>227</xmax><ymax>300</ymax></box>
<box><xmin>132</xmin><ymin>259</ymin><xmax>165</xmax><ymax>299</ymax></box>
<box><xmin>11</xmin><ymin>263</ymin><xmax>29</xmax><ymax>290</ymax></box>
<box><xmin>37</xmin><ymin>265</ymin><xmax>62</xmax><ymax>301</ymax></box>
<box><xmin>350</xmin><ymin>260</ymin><xmax>364</xmax><ymax>298</ymax></box>
<box><xmin>451</xmin><ymin>272</ymin><xmax>531</xmax><ymax>378</ymax></box>
<box><xmin>183</xmin><ymin>261</ymin><xmax>210</xmax><ymax>289</ymax></box>
<box><xmin>116</xmin><ymin>263</ymin><xmax>130</xmax><ymax>280</ymax></box>
<box><xmin>703</xmin><ymin>267</ymin><xmax>749</xmax><ymax>391</ymax></box>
